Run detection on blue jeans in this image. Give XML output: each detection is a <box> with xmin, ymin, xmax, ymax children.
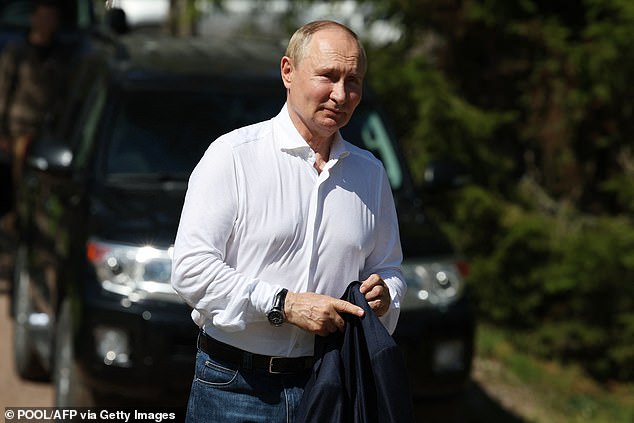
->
<box><xmin>185</xmin><ymin>348</ymin><xmax>310</xmax><ymax>423</ymax></box>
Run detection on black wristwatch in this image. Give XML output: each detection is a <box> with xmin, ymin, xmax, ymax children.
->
<box><xmin>267</xmin><ymin>288</ymin><xmax>288</xmax><ymax>326</ymax></box>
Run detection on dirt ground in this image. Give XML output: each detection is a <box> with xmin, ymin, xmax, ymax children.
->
<box><xmin>0</xmin><ymin>249</ymin><xmax>526</xmax><ymax>423</ymax></box>
<box><xmin>0</xmin><ymin>279</ymin><xmax>54</xmax><ymax>409</ymax></box>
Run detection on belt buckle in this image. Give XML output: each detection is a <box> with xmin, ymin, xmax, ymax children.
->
<box><xmin>268</xmin><ymin>357</ymin><xmax>286</xmax><ymax>374</ymax></box>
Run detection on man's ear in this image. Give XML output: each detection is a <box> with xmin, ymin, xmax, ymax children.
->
<box><xmin>280</xmin><ymin>56</ymin><xmax>293</xmax><ymax>88</ymax></box>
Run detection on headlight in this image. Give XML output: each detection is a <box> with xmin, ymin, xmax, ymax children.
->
<box><xmin>94</xmin><ymin>326</ymin><xmax>131</xmax><ymax>367</ymax></box>
<box><xmin>87</xmin><ymin>239</ymin><xmax>182</xmax><ymax>303</ymax></box>
<box><xmin>400</xmin><ymin>259</ymin><xmax>468</xmax><ymax>309</ymax></box>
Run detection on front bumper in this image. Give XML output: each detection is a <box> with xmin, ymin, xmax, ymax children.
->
<box><xmin>75</xmin><ymin>291</ymin><xmax>198</xmax><ymax>403</ymax></box>
<box><xmin>393</xmin><ymin>293</ymin><xmax>476</xmax><ymax>397</ymax></box>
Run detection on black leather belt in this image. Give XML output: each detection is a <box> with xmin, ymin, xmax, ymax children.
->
<box><xmin>197</xmin><ymin>331</ymin><xmax>314</xmax><ymax>375</ymax></box>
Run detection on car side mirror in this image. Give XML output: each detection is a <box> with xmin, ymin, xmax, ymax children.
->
<box><xmin>26</xmin><ymin>140</ymin><xmax>73</xmax><ymax>174</ymax></box>
<box><xmin>421</xmin><ymin>159</ymin><xmax>470</xmax><ymax>191</ymax></box>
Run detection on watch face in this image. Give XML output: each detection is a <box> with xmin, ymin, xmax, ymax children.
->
<box><xmin>267</xmin><ymin>310</ymin><xmax>284</xmax><ymax>326</ymax></box>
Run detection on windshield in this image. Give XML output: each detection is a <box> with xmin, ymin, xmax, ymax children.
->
<box><xmin>105</xmin><ymin>86</ymin><xmax>405</xmax><ymax>190</ymax></box>
<box><xmin>105</xmin><ymin>86</ymin><xmax>284</xmax><ymax>178</ymax></box>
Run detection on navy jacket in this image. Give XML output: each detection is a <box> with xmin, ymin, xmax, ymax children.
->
<box><xmin>296</xmin><ymin>282</ymin><xmax>414</xmax><ymax>423</ymax></box>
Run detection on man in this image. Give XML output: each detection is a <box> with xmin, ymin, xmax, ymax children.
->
<box><xmin>0</xmin><ymin>0</ymin><xmax>69</xmax><ymax>234</ymax></box>
<box><xmin>171</xmin><ymin>20</ymin><xmax>406</xmax><ymax>422</ymax></box>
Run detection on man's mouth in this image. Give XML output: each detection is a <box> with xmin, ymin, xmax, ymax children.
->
<box><xmin>323</xmin><ymin>107</ymin><xmax>345</xmax><ymax>117</ymax></box>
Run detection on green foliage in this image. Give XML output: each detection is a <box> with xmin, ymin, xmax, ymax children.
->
<box><xmin>477</xmin><ymin>324</ymin><xmax>634</xmax><ymax>423</ymax></box>
<box><xmin>361</xmin><ymin>0</ymin><xmax>634</xmax><ymax>382</ymax></box>
<box><xmin>433</xmin><ymin>177</ymin><xmax>634</xmax><ymax>380</ymax></box>
<box><xmin>449</xmin><ymin>189</ymin><xmax>555</xmax><ymax>326</ymax></box>
<box><xmin>465</xmin><ymin>206</ymin><xmax>634</xmax><ymax>380</ymax></box>
<box><xmin>599</xmin><ymin>147</ymin><xmax>634</xmax><ymax>213</ymax></box>
<box><xmin>539</xmin><ymin>217</ymin><xmax>634</xmax><ymax>380</ymax></box>
<box><xmin>366</xmin><ymin>46</ymin><xmax>514</xmax><ymax>188</ymax></box>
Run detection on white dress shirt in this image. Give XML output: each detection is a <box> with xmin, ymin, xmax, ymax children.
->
<box><xmin>171</xmin><ymin>104</ymin><xmax>405</xmax><ymax>358</ymax></box>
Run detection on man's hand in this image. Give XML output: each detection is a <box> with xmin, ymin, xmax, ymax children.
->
<box><xmin>285</xmin><ymin>291</ymin><xmax>364</xmax><ymax>337</ymax></box>
<box><xmin>359</xmin><ymin>274</ymin><xmax>391</xmax><ymax>317</ymax></box>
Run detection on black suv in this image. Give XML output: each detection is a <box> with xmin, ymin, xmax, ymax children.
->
<box><xmin>12</xmin><ymin>32</ymin><xmax>474</xmax><ymax>406</ymax></box>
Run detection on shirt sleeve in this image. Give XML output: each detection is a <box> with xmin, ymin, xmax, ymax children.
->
<box><xmin>362</xmin><ymin>166</ymin><xmax>406</xmax><ymax>335</ymax></box>
<box><xmin>171</xmin><ymin>137</ymin><xmax>277</xmax><ymax>331</ymax></box>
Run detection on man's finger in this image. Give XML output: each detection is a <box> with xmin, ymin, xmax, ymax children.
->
<box><xmin>333</xmin><ymin>299</ymin><xmax>364</xmax><ymax>317</ymax></box>
<box><xmin>359</xmin><ymin>274</ymin><xmax>382</xmax><ymax>294</ymax></box>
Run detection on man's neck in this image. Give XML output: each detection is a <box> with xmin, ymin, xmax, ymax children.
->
<box><xmin>306</xmin><ymin>135</ymin><xmax>334</xmax><ymax>174</ymax></box>
<box><xmin>286</xmin><ymin>106</ymin><xmax>336</xmax><ymax>173</ymax></box>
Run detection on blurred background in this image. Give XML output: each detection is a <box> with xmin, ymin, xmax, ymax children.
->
<box><xmin>1</xmin><ymin>1</ymin><xmax>633</xmax><ymax>422</ymax></box>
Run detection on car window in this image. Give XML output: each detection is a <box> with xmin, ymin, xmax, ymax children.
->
<box><xmin>76</xmin><ymin>0</ymin><xmax>95</xmax><ymax>29</ymax></box>
<box><xmin>73</xmin><ymin>75</ymin><xmax>108</xmax><ymax>169</ymax></box>
<box><xmin>343</xmin><ymin>107</ymin><xmax>403</xmax><ymax>190</ymax></box>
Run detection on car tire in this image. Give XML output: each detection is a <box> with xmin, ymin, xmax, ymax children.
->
<box><xmin>54</xmin><ymin>298</ymin><xmax>96</xmax><ymax>407</ymax></box>
<box><xmin>13</xmin><ymin>245</ymin><xmax>48</xmax><ymax>381</ymax></box>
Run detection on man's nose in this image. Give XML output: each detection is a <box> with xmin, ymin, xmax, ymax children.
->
<box><xmin>331</xmin><ymin>80</ymin><xmax>347</xmax><ymax>104</ymax></box>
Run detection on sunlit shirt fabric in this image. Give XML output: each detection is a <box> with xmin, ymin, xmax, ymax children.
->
<box><xmin>171</xmin><ymin>103</ymin><xmax>405</xmax><ymax>358</ymax></box>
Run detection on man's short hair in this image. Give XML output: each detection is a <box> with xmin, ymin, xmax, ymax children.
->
<box><xmin>285</xmin><ymin>20</ymin><xmax>367</xmax><ymax>74</ymax></box>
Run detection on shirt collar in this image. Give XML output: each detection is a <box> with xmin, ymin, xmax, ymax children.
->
<box><xmin>275</xmin><ymin>103</ymin><xmax>350</xmax><ymax>161</ymax></box>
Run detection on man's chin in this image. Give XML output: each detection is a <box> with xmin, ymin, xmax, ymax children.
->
<box><xmin>319</xmin><ymin>114</ymin><xmax>349</xmax><ymax>130</ymax></box>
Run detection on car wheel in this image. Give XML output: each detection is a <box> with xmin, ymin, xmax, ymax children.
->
<box><xmin>54</xmin><ymin>299</ymin><xmax>96</xmax><ymax>407</ymax></box>
<box><xmin>13</xmin><ymin>245</ymin><xmax>48</xmax><ymax>380</ymax></box>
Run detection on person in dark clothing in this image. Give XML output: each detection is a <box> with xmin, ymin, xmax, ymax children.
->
<box><xmin>0</xmin><ymin>0</ymin><xmax>70</xmax><ymax>235</ymax></box>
